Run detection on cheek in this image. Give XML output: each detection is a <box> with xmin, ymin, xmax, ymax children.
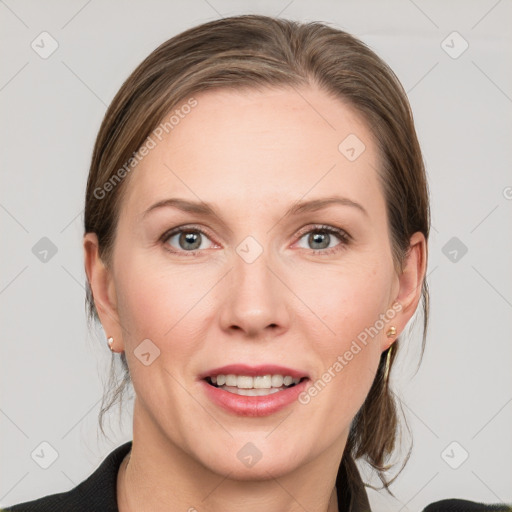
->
<box><xmin>112</xmin><ymin>254</ymin><xmax>215</xmax><ymax>423</ymax></box>
<box><xmin>114</xmin><ymin>252</ymin><xmax>215</xmax><ymax>351</ymax></box>
<box><xmin>296</xmin><ymin>260</ymin><xmax>392</xmax><ymax>406</ymax></box>
<box><xmin>299</xmin><ymin>258</ymin><xmax>393</xmax><ymax>343</ymax></box>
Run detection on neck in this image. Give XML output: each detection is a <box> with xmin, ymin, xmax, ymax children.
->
<box><xmin>117</xmin><ymin>399</ymin><xmax>347</xmax><ymax>512</ymax></box>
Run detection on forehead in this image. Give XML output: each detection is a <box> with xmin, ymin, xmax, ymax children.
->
<box><xmin>121</xmin><ymin>85</ymin><xmax>383</xmax><ymax>219</ymax></box>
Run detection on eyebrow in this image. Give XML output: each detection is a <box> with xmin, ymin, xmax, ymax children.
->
<box><xmin>141</xmin><ymin>195</ymin><xmax>368</xmax><ymax>222</ymax></box>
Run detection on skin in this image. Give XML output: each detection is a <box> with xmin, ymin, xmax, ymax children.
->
<box><xmin>84</xmin><ymin>85</ymin><xmax>426</xmax><ymax>512</ymax></box>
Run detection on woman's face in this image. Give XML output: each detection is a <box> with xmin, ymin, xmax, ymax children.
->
<box><xmin>87</xmin><ymin>86</ymin><xmax>423</xmax><ymax>478</ymax></box>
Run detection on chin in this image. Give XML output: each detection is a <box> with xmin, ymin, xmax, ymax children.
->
<box><xmin>206</xmin><ymin>455</ymin><xmax>303</xmax><ymax>481</ymax></box>
<box><xmin>188</xmin><ymin>435</ymin><xmax>309</xmax><ymax>481</ymax></box>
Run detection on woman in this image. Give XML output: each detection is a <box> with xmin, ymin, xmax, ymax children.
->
<box><xmin>4</xmin><ymin>14</ymin><xmax>510</xmax><ymax>512</ymax></box>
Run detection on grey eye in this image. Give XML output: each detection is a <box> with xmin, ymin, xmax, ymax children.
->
<box><xmin>165</xmin><ymin>229</ymin><xmax>214</xmax><ymax>252</ymax></box>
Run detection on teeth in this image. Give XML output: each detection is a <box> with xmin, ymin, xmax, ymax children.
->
<box><xmin>225</xmin><ymin>374</ymin><xmax>237</xmax><ymax>386</ymax></box>
<box><xmin>224</xmin><ymin>387</ymin><xmax>284</xmax><ymax>396</ymax></box>
<box><xmin>237</xmin><ymin>376</ymin><xmax>253</xmax><ymax>389</ymax></box>
<box><xmin>253</xmin><ymin>375</ymin><xmax>272</xmax><ymax>389</ymax></box>
<box><xmin>271</xmin><ymin>375</ymin><xmax>284</xmax><ymax>387</ymax></box>
<box><xmin>208</xmin><ymin>374</ymin><xmax>302</xmax><ymax>390</ymax></box>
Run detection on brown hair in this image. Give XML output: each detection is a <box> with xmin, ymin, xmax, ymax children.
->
<box><xmin>84</xmin><ymin>14</ymin><xmax>429</xmax><ymax>495</ymax></box>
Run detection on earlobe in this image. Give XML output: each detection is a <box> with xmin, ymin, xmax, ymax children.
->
<box><xmin>83</xmin><ymin>233</ymin><xmax>121</xmax><ymax>342</ymax></box>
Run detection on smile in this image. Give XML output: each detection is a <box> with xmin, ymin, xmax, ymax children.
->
<box><xmin>205</xmin><ymin>374</ymin><xmax>305</xmax><ymax>396</ymax></box>
<box><xmin>199</xmin><ymin>364</ymin><xmax>310</xmax><ymax>416</ymax></box>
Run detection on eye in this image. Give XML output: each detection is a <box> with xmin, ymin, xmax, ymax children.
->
<box><xmin>160</xmin><ymin>224</ymin><xmax>350</xmax><ymax>257</ymax></box>
<box><xmin>295</xmin><ymin>225</ymin><xmax>350</xmax><ymax>255</ymax></box>
<box><xmin>161</xmin><ymin>225</ymin><xmax>216</xmax><ymax>255</ymax></box>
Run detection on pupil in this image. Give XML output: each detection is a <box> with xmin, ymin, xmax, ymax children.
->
<box><xmin>310</xmin><ymin>232</ymin><xmax>329</xmax><ymax>250</ymax></box>
<box><xmin>180</xmin><ymin>231</ymin><xmax>201</xmax><ymax>250</ymax></box>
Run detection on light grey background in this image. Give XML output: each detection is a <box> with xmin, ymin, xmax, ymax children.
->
<box><xmin>1</xmin><ymin>1</ymin><xmax>511</xmax><ymax>510</ymax></box>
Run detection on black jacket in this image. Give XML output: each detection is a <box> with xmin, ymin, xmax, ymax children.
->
<box><xmin>2</xmin><ymin>441</ymin><xmax>510</xmax><ymax>512</ymax></box>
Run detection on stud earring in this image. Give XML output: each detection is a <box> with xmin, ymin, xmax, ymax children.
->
<box><xmin>386</xmin><ymin>326</ymin><xmax>397</xmax><ymax>338</ymax></box>
<box><xmin>107</xmin><ymin>336</ymin><xmax>114</xmax><ymax>352</ymax></box>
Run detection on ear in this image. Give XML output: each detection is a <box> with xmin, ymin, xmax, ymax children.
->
<box><xmin>385</xmin><ymin>231</ymin><xmax>427</xmax><ymax>349</ymax></box>
<box><xmin>83</xmin><ymin>233</ymin><xmax>124</xmax><ymax>349</ymax></box>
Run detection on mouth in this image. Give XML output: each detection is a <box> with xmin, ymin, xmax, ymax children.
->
<box><xmin>199</xmin><ymin>364</ymin><xmax>310</xmax><ymax>416</ymax></box>
<box><xmin>204</xmin><ymin>374</ymin><xmax>308</xmax><ymax>396</ymax></box>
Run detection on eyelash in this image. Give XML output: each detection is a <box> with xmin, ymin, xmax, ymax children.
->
<box><xmin>159</xmin><ymin>224</ymin><xmax>351</xmax><ymax>257</ymax></box>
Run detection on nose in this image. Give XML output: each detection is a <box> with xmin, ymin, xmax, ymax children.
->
<box><xmin>218</xmin><ymin>246</ymin><xmax>291</xmax><ymax>340</ymax></box>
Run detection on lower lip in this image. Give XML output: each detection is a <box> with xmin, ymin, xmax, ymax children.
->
<box><xmin>200</xmin><ymin>379</ymin><xmax>309</xmax><ymax>417</ymax></box>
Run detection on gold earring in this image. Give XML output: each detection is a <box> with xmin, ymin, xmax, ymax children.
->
<box><xmin>386</xmin><ymin>326</ymin><xmax>397</xmax><ymax>338</ymax></box>
<box><xmin>107</xmin><ymin>336</ymin><xmax>114</xmax><ymax>352</ymax></box>
<box><xmin>383</xmin><ymin>343</ymin><xmax>393</xmax><ymax>384</ymax></box>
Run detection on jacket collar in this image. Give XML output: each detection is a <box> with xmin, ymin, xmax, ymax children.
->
<box><xmin>336</xmin><ymin>454</ymin><xmax>372</xmax><ymax>512</ymax></box>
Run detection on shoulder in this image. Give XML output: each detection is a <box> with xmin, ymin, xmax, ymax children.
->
<box><xmin>1</xmin><ymin>441</ymin><xmax>132</xmax><ymax>512</ymax></box>
<box><xmin>422</xmin><ymin>499</ymin><xmax>512</xmax><ymax>512</ymax></box>
<box><xmin>1</xmin><ymin>492</ymin><xmax>69</xmax><ymax>512</ymax></box>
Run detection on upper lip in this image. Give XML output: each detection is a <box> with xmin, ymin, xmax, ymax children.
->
<box><xmin>199</xmin><ymin>364</ymin><xmax>309</xmax><ymax>380</ymax></box>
